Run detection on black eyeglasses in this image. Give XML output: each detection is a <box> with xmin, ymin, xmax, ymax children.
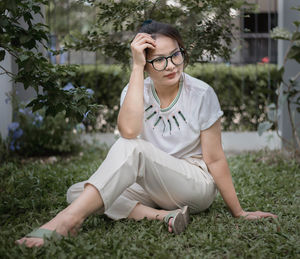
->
<box><xmin>146</xmin><ymin>49</ymin><xmax>185</xmax><ymax>71</ymax></box>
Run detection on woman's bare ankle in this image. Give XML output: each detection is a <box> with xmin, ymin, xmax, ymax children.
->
<box><xmin>39</xmin><ymin>210</ymin><xmax>84</xmax><ymax>237</ymax></box>
<box><xmin>155</xmin><ymin>210</ymin><xmax>170</xmax><ymax>221</ymax></box>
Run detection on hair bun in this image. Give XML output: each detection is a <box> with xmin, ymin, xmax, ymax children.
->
<box><xmin>142</xmin><ymin>19</ymin><xmax>152</xmax><ymax>27</ymax></box>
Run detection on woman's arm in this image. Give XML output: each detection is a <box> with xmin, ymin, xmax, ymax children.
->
<box><xmin>200</xmin><ymin>119</ymin><xmax>277</xmax><ymax>219</ymax></box>
<box><xmin>117</xmin><ymin>33</ymin><xmax>156</xmax><ymax>139</ymax></box>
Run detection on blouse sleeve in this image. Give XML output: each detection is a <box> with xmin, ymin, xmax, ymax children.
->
<box><xmin>198</xmin><ymin>86</ymin><xmax>223</xmax><ymax>131</ymax></box>
<box><xmin>119</xmin><ymin>85</ymin><xmax>129</xmax><ymax>107</ymax></box>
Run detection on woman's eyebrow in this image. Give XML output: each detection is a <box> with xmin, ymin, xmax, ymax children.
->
<box><xmin>152</xmin><ymin>48</ymin><xmax>179</xmax><ymax>57</ymax></box>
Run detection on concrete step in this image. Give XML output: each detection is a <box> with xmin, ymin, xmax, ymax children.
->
<box><xmin>81</xmin><ymin>131</ymin><xmax>281</xmax><ymax>154</ymax></box>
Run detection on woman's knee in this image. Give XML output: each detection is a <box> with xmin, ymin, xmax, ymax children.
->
<box><xmin>113</xmin><ymin>137</ymin><xmax>152</xmax><ymax>156</ymax></box>
<box><xmin>114</xmin><ymin>137</ymin><xmax>140</xmax><ymax>148</ymax></box>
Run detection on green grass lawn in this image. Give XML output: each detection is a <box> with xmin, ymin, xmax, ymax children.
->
<box><xmin>0</xmin><ymin>145</ymin><xmax>299</xmax><ymax>258</ymax></box>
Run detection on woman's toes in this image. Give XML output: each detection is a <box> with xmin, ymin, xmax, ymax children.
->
<box><xmin>28</xmin><ymin>238</ymin><xmax>44</xmax><ymax>247</ymax></box>
<box><xmin>15</xmin><ymin>237</ymin><xmax>44</xmax><ymax>248</ymax></box>
<box><xmin>15</xmin><ymin>238</ymin><xmax>24</xmax><ymax>245</ymax></box>
<box><xmin>168</xmin><ymin>218</ymin><xmax>173</xmax><ymax>233</ymax></box>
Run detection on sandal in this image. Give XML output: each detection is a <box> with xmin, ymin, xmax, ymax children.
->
<box><xmin>164</xmin><ymin>206</ymin><xmax>190</xmax><ymax>235</ymax></box>
<box><xmin>25</xmin><ymin>228</ymin><xmax>61</xmax><ymax>240</ymax></box>
<box><xmin>181</xmin><ymin>205</ymin><xmax>190</xmax><ymax>226</ymax></box>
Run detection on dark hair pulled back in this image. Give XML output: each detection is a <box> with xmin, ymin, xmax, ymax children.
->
<box><xmin>138</xmin><ymin>20</ymin><xmax>189</xmax><ymax>65</ymax></box>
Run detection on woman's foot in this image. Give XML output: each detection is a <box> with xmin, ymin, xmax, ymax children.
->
<box><xmin>15</xmin><ymin>209</ymin><xmax>84</xmax><ymax>247</ymax></box>
<box><xmin>16</xmin><ymin>184</ymin><xmax>104</xmax><ymax>247</ymax></box>
<box><xmin>128</xmin><ymin>203</ymin><xmax>189</xmax><ymax>234</ymax></box>
<box><xmin>163</xmin><ymin>206</ymin><xmax>189</xmax><ymax>234</ymax></box>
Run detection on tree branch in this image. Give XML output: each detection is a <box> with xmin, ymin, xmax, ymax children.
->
<box><xmin>292</xmin><ymin>71</ymin><xmax>300</xmax><ymax>82</ymax></box>
<box><xmin>287</xmin><ymin>95</ymin><xmax>300</xmax><ymax>149</ymax></box>
<box><xmin>283</xmin><ymin>40</ymin><xmax>293</xmax><ymax>64</ymax></box>
<box><xmin>0</xmin><ymin>65</ymin><xmax>14</xmax><ymax>76</ymax></box>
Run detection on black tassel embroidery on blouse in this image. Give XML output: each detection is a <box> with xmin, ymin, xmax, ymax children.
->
<box><xmin>167</xmin><ymin>119</ymin><xmax>172</xmax><ymax>134</ymax></box>
<box><xmin>173</xmin><ymin>115</ymin><xmax>180</xmax><ymax>129</ymax></box>
<box><xmin>153</xmin><ymin>116</ymin><xmax>162</xmax><ymax>129</ymax></box>
<box><xmin>146</xmin><ymin>111</ymin><xmax>157</xmax><ymax>120</ymax></box>
<box><xmin>145</xmin><ymin>105</ymin><xmax>153</xmax><ymax>112</ymax></box>
<box><xmin>178</xmin><ymin>110</ymin><xmax>187</xmax><ymax>123</ymax></box>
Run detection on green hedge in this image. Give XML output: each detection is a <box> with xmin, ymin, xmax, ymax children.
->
<box><xmin>72</xmin><ymin>65</ymin><xmax>129</xmax><ymax>132</ymax></box>
<box><xmin>186</xmin><ymin>64</ymin><xmax>280</xmax><ymax>131</ymax></box>
<box><xmin>72</xmin><ymin>64</ymin><xmax>280</xmax><ymax>132</ymax></box>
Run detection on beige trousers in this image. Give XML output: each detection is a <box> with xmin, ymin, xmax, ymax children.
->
<box><xmin>66</xmin><ymin>137</ymin><xmax>217</xmax><ymax>220</ymax></box>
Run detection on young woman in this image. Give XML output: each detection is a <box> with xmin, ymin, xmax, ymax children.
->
<box><xmin>16</xmin><ymin>20</ymin><xmax>277</xmax><ymax>247</ymax></box>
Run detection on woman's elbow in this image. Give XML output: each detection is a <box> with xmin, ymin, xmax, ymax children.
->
<box><xmin>119</xmin><ymin>132</ymin><xmax>139</xmax><ymax>139</ymax></box>
<box><xmin>118</xmin><ymin>126</ymin><xmax>140</xmax><ymax>139</ymax></box>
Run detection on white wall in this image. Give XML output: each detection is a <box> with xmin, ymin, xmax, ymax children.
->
<box><xmin>0</xmin><ymin>51</ymin><xmax>13</xmax><ymax>139</ymax></box>
<box><xmin>278</xmin><ymin>0</ymin><xmax>300</xmax><ymax>148</ymax></box>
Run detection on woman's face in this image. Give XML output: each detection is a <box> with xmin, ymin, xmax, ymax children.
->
<box><xmin>145</xmin><ymin>34</ymin><xmax>184</xmax><ymax>88</ymax></box>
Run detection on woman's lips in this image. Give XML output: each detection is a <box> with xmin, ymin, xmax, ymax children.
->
<box><xmin>164</xmin><ymin>72</ymin><xmax>176</xmax><ymax>79</ymax></box>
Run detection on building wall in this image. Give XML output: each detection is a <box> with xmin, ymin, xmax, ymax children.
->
<box><xmin>278</xmin><ymin>0</ymin><xmax>300</xmax><ymax>148</ymax></box>
<box><xmin>0</xmin><ymin>51</ymin><xmax>13</xmax><ymax>139</ymax></box>
<box><xmin>0</xmin><ymin>7</ymin><xmax>45</xmax><ymax>140</ymax></box>
<box><xmin>230</xmin><ymin>0</ymin><xmax>278</xmax><ymax>64</ymax></box>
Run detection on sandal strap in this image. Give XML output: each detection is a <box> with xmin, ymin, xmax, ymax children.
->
<box><xmin>26</xmin><ymin>228</ymin><xmax>61</xmax><ymax>239</ymax></box>
<box><xmin>164</xmin><ymin>211</ymin><xmax>178</xmax><ymax>224</ymax></box>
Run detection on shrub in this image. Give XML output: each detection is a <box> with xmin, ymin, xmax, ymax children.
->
<box><xmin>72</xmin><ymin>63</ymin><xmax>280</xmax><ymax>132</ymax></box>
<box><xmin>7</xmin><ymin>107</ymin><xmax>84</xmax><ymax>157</ymax></box>
<box><xmin>0</xmin><ymin>135</ymin><xmax>9</xmax><ymax>164</ymax></box>
<box><xmin>71</xmin><ymin>65</ymin><xmax>129</xmax><ymax>132</ymax></box>
<box><xmin>186</xmin><ymin>63</ymin><xmax>280</xmax><ymax>131</ymax></box>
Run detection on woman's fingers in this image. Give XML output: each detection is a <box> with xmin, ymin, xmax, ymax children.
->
<box><xmin>132</xmin><ymin>35</ymin><xmax>156</xmax><ymax>49</ymax></box>
<box><xmin>257</xmin><ymin>211</ymin><xmax>278</xmax><ymax>218</ymax></box>
<box><xmin>134</xmin><ymin>33</ymin><xmax>154</xmax><ymax>41</ymax></box>
<box><xmin>243</xmin><ymin>211</ymin><xmax>278</xmax><ymax>220</ymax></box>
<box><xmin>131</xmin><ymin>33</ymin><xmax>156</xmax><ymax>67</ymax></box>
<box><xmin>136</xmin><ymin>37</ymin><xmax>156</xmax><ymax>47</ymax></box>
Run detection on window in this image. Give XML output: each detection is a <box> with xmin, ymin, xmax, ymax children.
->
<box><xmin>241</xmin><ymin>12</ymin><xmax>278</xmax><ymax>64</ymax></box>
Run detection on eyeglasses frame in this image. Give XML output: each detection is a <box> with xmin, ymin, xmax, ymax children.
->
<box><xmin>146</xmin><ymin>48</ymin><xmax>185</xmax><ymax>71</ymax></box>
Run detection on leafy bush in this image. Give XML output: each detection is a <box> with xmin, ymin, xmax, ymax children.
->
<box><xmin>72</xmin><ymin>64</ymin><xmax>280</xmax><ymax>132</ymax></box>
<box><xmin>186</xmin><ymin>64</ymin><xmax>280</xmax><ymax>131</ymax></box>
<box><xmin>258</xmin><ymin>10</ymin><xmax>300</xmax><ymax>158</ymax></box>
<box><xmin>0</xmin><ymin>0</ymin><xmax>98</xmax><ymax>121</ymax></box>
<box><xmin>71</xmin><ymin>65</ymin><xmax>129</xmax><ymax>132</ymax></box>
<box><xmin>7</xmin><ymin>107</ymin><xmax>84</xmax><ymax>157</ymax></box>
<box><xmin>0</xmin><ymin>135</ymin><xmax>9</xmax><ymax>163</ymax></box>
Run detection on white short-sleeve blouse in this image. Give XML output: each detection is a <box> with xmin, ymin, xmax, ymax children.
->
<box><xmin>120</xmin><ymin>72</ymin><xmax>223</xmax><ymax>158</ymax></box>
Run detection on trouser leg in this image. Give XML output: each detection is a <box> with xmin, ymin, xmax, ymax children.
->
<box><xmin>67</xmin><ymin>182</ymin><xmax>158</xmax><ymax>220</ymax></box>
<box><xmin>84</xmin><ymin>137</ymin><xmax>217</xmax><ymax>215</ymax></box>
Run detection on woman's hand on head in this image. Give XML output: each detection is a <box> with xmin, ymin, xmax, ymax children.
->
<box><xmin>131</xmin><ymin>33</ymin><xmax>156</xmax><ymax>68</ymax></box>
<box><xmin>236</xmin><ymin>210</ymin><xmax>278</xmax><ymax>220</ymax></box>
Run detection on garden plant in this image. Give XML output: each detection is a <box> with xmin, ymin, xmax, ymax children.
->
<box><xmin>0</xmin><ymin>0</ymin><xmax>99</xmax><ymax>121</ymax></box>
<box><xmin>258</xmin><ymin>6</ymin><xmax>300</xmax><ymax>158</ymax></box>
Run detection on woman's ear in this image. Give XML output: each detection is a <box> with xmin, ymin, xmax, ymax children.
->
<box><xmin>144</xmin><ymin>62</ymin><xmax>149</xmax><ymax>73</ymax></box>
<box><xmin>144</xmin><ymin>66</ymin><xmax>148</xmax><ymax>77</ymax></box>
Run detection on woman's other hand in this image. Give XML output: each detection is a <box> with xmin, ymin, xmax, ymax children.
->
<box><xmin>130</xmin><ymin>33</ymin><xmax>156</xmax><ymax>68</ymax></box>
<box><xmin>237</xmin><ymin>210</ymin><xmax>278</xmax><ymax>220</ymax></box>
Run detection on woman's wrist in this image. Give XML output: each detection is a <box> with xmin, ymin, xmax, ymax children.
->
<box><xmin>132</xmin><ymin>63</ymin><xmax>145</xmax><ymax>72</ymax></box>
<box><xmin>232</xmin><ymin>209</ymin><xmax>245</xmax><ymax>218</ymax></box>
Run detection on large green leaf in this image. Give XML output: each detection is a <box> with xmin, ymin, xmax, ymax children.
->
<box><xmin>294</xmin><ymin>21</ymin><xmax>300</xmax><ymax>27</ymax></box>
<box><xmin>258</xmin><ymin>121</ymin><xmax>273</xmax><ymax>136</ymax></box>
<box><xmin>292</xmin><ymin>32</ymin><xmax>300</xmax><ymax>41</ymax></box>
<box><xmin>271</xmin><ymin>27</ymin><xmax>291</xmax><ymax>40</ymax></box>
<box><xmin>267</xmin><ymin>103</ymin><xmax>277</xmax><ymax>122</ymax></box>
<box><xmin>287</xmin><ymin>46</ymin><xmax>300</xmax><ymax>63</ymax></box>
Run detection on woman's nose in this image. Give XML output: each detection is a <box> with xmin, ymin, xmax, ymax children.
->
<box><xmin>165</xmin><ymin>57</ymin><xmax>175</xmax><ymax>70</ymax></box>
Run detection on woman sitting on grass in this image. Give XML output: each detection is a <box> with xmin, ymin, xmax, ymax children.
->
<box><xmin>16</xmin><ymin>20</ymin><xmax>277</xmax><ymax>247</ymax></box>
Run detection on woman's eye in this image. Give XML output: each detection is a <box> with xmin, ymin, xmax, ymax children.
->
<box><xmin>172</xmin><ymin>51</ymin><xmax>180</xmax><ymax>57</ymax></box>
<box><xmin>154</xmin><ymin>57</ymin><xmax>165</xmax><ymax>63</ymax></box>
